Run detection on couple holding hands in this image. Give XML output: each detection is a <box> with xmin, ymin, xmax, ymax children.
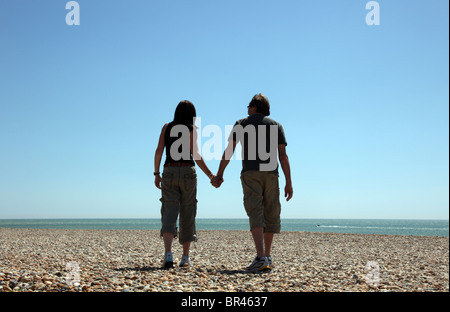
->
<box><xmin>154</xmin><ymin>94</ymin><xmax>293</xmax><ymax>273</ymax></box>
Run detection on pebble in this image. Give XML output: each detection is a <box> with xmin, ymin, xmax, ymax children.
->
<box><xmin>0</xmin><ymin>228</ymin><xmax>448</xmax><ymax>292</ymax></box>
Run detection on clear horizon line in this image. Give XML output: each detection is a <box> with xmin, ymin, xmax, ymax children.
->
<box><xmin>0</xmin><ymin>217</ymin><xmax>448</xmax><ymax>221</ymax></box>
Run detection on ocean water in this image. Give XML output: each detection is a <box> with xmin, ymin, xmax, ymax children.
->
<box><xmin>0</xmin><ymin>218</ymin><xmax>448</xmax><ymax>237</ymax></box>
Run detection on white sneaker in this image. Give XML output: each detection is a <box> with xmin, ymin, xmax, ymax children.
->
<box><xmin>163</xmin><ymin>252</ymin><xmax>173</xmax><ymax>269</ymax></box>
<box><xmin>180</xmin><ymin>256</ymin><xmax>190</xmax><ymax>268</ymax></box>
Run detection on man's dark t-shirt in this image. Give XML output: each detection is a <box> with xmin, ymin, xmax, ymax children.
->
<box><xmin>229</xmin><ymin>114</ymin><xmax>287</xmax><ymax>174</ymax></box>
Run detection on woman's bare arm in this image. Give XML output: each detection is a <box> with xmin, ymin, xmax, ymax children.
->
<box><xmin>154</xmin><ymin>124</ymin><xmax>167</xmax><ymax>189</ymax></box>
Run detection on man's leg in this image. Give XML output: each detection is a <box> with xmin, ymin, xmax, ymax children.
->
<box><xmin>241</xmin><ymin>172</ymin><xmax>271</xmax><ymax>272</ymax></box>
<box><xmin>264</xmin><ymin>233</ymin><xmax>274</xmax><ymax>257</ymax></box>
<box><xmin>241</xmin><ymin>171</ymin><xmax>265</xmax><ymax>257</ymax></box>
<box><xmin>263</xmin><ymin>173</ymin><xmax>281</xmax><ymax>257</ymax></box>
<box><xmin>251</xmin><ymin>229</ymin><xmax>274</xmax><ymax>257</ymax></box>
<box><xmin>247</xmin><ymin>227</ymin><xmax>271</xmax><ymax>272</ymax></box>
<box><xmin>251</xmin><ymin>227</ymin><xmax>265</xmax><ymax>258</ymax></box>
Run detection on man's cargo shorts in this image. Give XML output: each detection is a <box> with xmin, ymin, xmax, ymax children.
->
<box><xmin>240</xmin><ymin>170</ymin><xmax>281</xmax><ymax>233</ymax></box>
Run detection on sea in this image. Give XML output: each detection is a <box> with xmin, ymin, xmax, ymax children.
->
<box><xmin>0</xmin><ymin>219</ymin><xmax>448</xmax><ymax>237</ymax></box>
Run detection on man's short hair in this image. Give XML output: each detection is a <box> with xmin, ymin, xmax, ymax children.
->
<box><xmin>249</xmin><ymin>94</ymin><xmax>270</xmax><ymax>116</ymax></box>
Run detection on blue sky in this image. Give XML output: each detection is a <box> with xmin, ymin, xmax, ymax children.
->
<box><xmin>0</xmin><ymin>0</ymin><xmax>448</xmax><ymax>219</ymax></box>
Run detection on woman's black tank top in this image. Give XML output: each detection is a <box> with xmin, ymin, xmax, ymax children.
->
<box><xmin>164</xmin><ymin>122</ymin><xmax>195</xmax><ymax>166</ymax></box>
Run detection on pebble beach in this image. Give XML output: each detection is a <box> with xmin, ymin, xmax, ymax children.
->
<box><xmin>0</xmin><ymin>228</ymin><xmax>448</xmax><ymax>292</ymax></box>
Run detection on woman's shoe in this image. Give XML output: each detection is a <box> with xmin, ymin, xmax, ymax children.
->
<box><xmin>163</xmin><ymin>252</ymin><xmax>174</xmax><ymax>269</ymax></box>
<box><xmin>180</xmin><ymin>256</ymin><xmax>190</xmax><ymax>268</ymax></box>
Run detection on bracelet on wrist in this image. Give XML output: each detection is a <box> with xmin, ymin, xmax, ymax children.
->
<box><xmin>154</xmin><ymin>172</ymin><xmax>160</xmax><ymax>176</ymax></box>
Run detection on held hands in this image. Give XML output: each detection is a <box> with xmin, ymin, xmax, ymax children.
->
<box><xmin>210</xmin><ymin>175</ymin><xmax>224</xmax><ymax>188</ymax></box>
<box><xmin>156</xmin><ymin>173</ymin><xmax>223</xmax><ymax>189</ymax></box>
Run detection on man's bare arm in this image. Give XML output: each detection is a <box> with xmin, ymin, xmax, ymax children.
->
<box><xmin>213</xmin><ymin>140</ymin><xmax>238</xmax><ymax>187</ymax></box>
<box><xmin>278</xmin><ymin>144</ymin><xmax>293</xmax><ymax>201</ymax></box>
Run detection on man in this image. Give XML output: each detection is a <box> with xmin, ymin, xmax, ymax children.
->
<box><xmin>212</xmin><ymin>94</ymin><xmax>293</xmax><ymax>273</ymax></box>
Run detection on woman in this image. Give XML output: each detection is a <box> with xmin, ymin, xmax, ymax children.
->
<box><xmin>154</xmin><ymin>100</ymin><xmax>214</xmax><ymax>268</ymax></box>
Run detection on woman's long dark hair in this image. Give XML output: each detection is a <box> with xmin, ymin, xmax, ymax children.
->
<box><xmin>173</xmin><ymin>100</ymin><xmax>196</xmax><ymax>131</ymax></box>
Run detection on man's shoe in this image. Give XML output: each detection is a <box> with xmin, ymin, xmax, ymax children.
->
<box><xmin>267</xmin><ymin>256</ymin><xmax>273</xmax><ymax>269</ymax></box>
<box><xmin>245</xmin><ymin>257</ymin><xmax>271</xmax><ymax>273</ymax></box>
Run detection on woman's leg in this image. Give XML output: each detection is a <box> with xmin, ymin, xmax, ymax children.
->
<box><xmin>179</xmin><ymin>167</ymin><xmax>198</xmax><ymax>254</ymax></box>
<box><xmin>163</xmin><ymin>232</ymin><xmax>175</xmax><ymax>253</ymax></box>
<box><xmin>182</xmin><ymin>242</ymin><xmax>191</xmax><ymax>257</ymax></box>
<box><xmin>160</xmin><ymin>168</ymin><xmax>180</xmax><ymax>267</ymax></box>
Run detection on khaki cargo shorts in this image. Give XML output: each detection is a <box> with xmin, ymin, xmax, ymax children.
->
<box><xmin>160</xmin><ymin>166</ymin><xmax>197</xmax><ymax>244</ymax></box>
<box><xmin>240</xmin><ymin>170</ymin><xmax>281</xmax><ymax>233</ymax></box>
